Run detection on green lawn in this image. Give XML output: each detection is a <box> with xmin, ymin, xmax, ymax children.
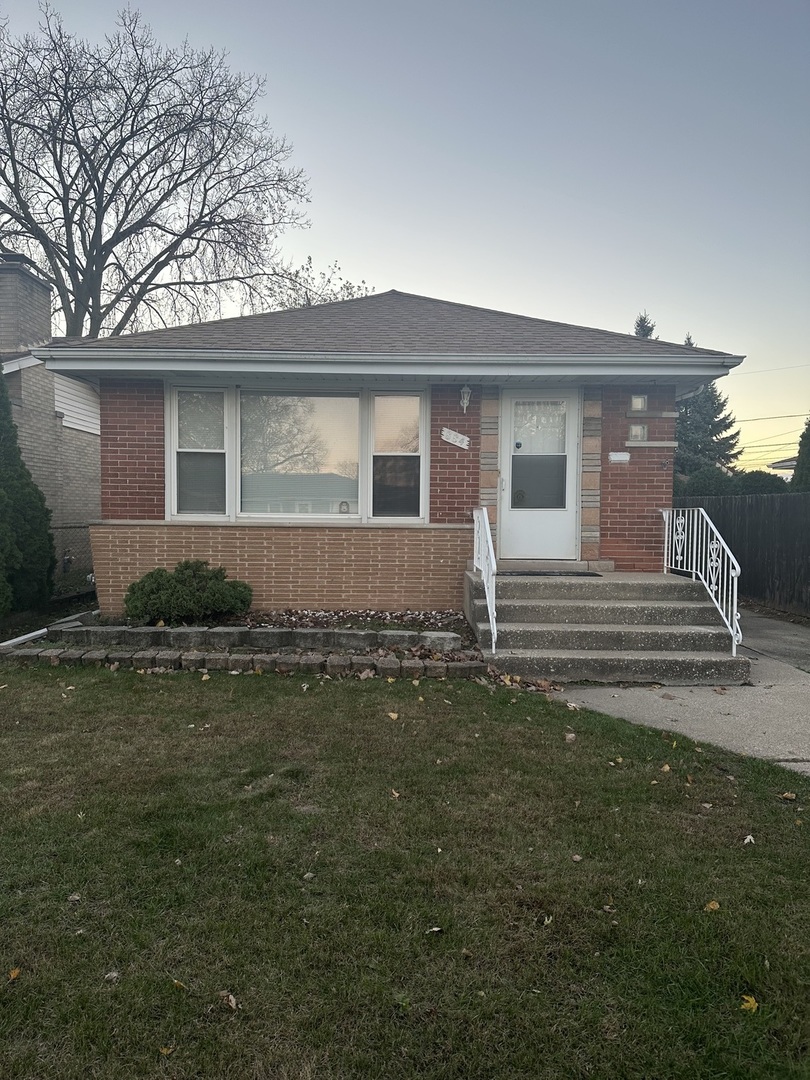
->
<box><xmin>1</xmin><ymin>666</ymin><xmax>808</xmax><ymax>1079</ymax></box>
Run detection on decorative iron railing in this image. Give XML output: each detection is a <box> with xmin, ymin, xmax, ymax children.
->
<box><xmin>473</xmin><ymin>506</ymin><xmax>497</xmax><ymax>653</ymax></box>
<box><xmin>661</xmin><ymin>507</ymin><xmax>742</xmax><ymax>655</ymax></box>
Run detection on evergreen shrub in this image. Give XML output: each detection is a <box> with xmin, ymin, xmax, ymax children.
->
<box><xmin>124</xmin><ymin>559</ymin><xmax>252</xmax><ymax>625</ymax></box>
<box><xmin>0</xmin><ymin>376</ymin><xmax>54</xmax><ymax>616</ymax></box>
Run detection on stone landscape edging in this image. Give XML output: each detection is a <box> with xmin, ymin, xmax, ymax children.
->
<box><xmin>0</xmin><ymin>624</ymin><xmax>488</xmax><ymax>680</ymax></box>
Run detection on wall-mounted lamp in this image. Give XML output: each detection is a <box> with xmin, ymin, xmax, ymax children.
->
<box><xmin>460</xmin><ymin>384</ymin><xmax>472</xmax><ymax>414</ymax></box>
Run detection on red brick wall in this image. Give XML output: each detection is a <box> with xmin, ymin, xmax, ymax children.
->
<box><xmin>100</xmin><ymin>379</ymin><xmax>165</xmax><ymax>520</ymax></box>
<box><xmin>600</xmin><ymin>387</ymin><xmax>676</xmax><ymax>571</ymax></box>
<box><xmin>90</xmin><ymin>523</ymin><xmax>472</xmax><ymax>615</ymax></box>
<box><xmin>429</xmin><ymin>385</ymin><xmax>480</xmax><ymax>523</ymax></box>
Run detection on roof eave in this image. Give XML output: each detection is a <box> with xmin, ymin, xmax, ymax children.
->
<box><xmin>37</xmin><ymin>347</ymin><xmax>744</xmax><ymax>382</ymax></box>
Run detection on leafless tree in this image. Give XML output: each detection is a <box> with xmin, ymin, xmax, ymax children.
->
<box><xmin>0</xmin><ymin>6</ymin><xmax>353</xmax><ymax>337</ymax></box>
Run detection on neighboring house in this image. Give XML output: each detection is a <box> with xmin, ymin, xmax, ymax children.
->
<box><xmin>769</xmin><ymin>456</ymin><xmax>796</xmax><ymax>477</ymax></box>
<box><xmin>35</xmin><ymin>290</ymin><xmax>744</xmax><ymax>615</ymax></box>
<box><xmin>0</xmin><ymin>256</ymin><xmax>100</xmax><ymax>595</ymax></box>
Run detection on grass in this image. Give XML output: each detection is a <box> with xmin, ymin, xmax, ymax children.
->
<box><xmin>1</xmin><ymin>666</ymin><xmax>808</xmax><ymax>1079</ymax></box>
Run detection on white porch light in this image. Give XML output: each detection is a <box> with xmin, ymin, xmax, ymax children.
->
<box><xmin>460</xmin><ymin>384</ymin><xmax>472</xmax><ymax>413</ymax></box>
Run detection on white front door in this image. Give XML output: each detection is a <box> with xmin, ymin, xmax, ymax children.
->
<box><xmin>498</xmin><ymin>391</ymin><xmax>580</xmax><ymax>560</ymax></box>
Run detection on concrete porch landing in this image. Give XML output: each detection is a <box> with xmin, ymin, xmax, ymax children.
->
<box><xmin>465</xmin><ymin>571</ymin><xmax>751</xmax><ymax>686</ymax></box>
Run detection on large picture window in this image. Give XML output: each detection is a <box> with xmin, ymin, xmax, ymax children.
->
<box><xmin>170</xmin><ymin>388</ymin><xmax>426</xmax><ymax>521</ymax></box>
<box><xmin>240</xmin><ymin>394</ymin><xmax>360</xmax><ymax>515</ymax></box>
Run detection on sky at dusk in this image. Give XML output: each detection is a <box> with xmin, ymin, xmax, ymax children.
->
<box><xmin>1</xmin><ymin>0</ymin><xmax>807</xmax><ymax>470</ymax></box>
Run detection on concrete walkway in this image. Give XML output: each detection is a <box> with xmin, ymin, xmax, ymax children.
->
<box><xmin>558</xmin><ymin>609</ymin><xmax>810</xmax><ymax>775</ymax></box>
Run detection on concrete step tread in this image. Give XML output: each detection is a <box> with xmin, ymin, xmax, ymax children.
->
<box><xmin>497</xmin><ymin>648</ymin><xmax>740</xmax><ymax>660</ymax></box>
<box><xmin>488</xmin><ymin>598</ymin><xmax>717</xmax><ymax>609</ymax></box>
<box><xmin>479</xmin><ymin>622</ymin><xmax>726</xmax><ymax>634</ymax></box>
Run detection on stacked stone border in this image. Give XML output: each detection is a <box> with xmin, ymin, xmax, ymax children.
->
<box><xmin>0</xmin><ymin>625</ymin><xmax>488</xmax><ymax>681</ymax></box>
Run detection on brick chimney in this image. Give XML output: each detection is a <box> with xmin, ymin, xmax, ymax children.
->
<box><xmin>0</xmin><ymin>254</ymin><xmax>52</xmax><ymax>356</ymax></box>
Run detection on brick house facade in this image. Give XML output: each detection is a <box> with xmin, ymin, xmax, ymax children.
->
<box><xmin>1</xmin><ymin>257</ymin><xmax>101</xmax><ymax>593</ymax></box>
<box><xmin>37</xmin><ymin>291</ymin><xmax>742</xmax><ymax>614</ymax></box>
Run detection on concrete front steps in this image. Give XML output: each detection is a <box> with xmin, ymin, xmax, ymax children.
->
<box><xmin>465</xmin><ymin>571</ymin><xmax>750</xmax><ymax>685</ymax></box>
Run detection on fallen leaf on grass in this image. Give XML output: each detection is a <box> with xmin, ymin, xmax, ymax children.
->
<box><xmin>358</xmin><ymin>669</ymin><xmax>375</xmax><ymax>681</ymax></box>
<box><xmin>8</xmin><ymin>968</ymin><xmax>20</xmax><ymax>982</ymax></box>
<box><xmin>565</xmin><ymin>732</ymin><xmax>577</xmax><ymax>743</ymax></box>
<box><xmin>571</xmin><ymin>854</ymin><xmax>583</xmax><ymax>863</ymax></box>
<box><xmin>201</xmin><ymin>673</ymin><xmax>210</xmax><ymax>681</ymax></box>
<box><xmin>566</xmin><ymin>702</ymin><xmax>580</xmax><ymax>711</ymax></box>
<box><xmin>425</xmin><ymin>926</ymin><xmax>442</xmax><ymax>934</ymax></box>
<box><xmin>743</xmin><ymin>834</ymin><xmax>755</xmax><ymax>845</ymax></box>
<box><xmin>704</xmin><ymin>900</ymin><xmax>720</xmax><ymax>912</ymax></box>
<box><xmin>68</xmin><ymin>893</ymin><xmax>81</xmax><ymax>903</ymax></box>
<box><xmin>660</xmin><ymin>763</ymin><xmax>671</xmax><ymax>773</ymax></box>
<box><xmin>219</xmin><ymin>990</ymin><xmax>239</xmax><ymax>1010</ymax></box>
<box><xmin>779</xmin><ymin>792</ymin><xmax>797</xmax><ymax>801</ymax></box>
<box><xmin>740</xmin><ymin>994</ymin><xmax>758</xmax><ymax>1013</ymax></box>
<box><xmin>172</xmin><ymin>979</ymin><xmax>188</xmax><ymax>990</ymax></box>
<box><xmin>387</xmin><ymin>712</ymin><xmax>399</xmax><ymax>721</ymax></box>
<box><xmin>390</xmin><ymin>789</ymin><xmax>400</xmax><ymax>800</ymax></box>
<box><xmin>158</xmin><ymin>1046</ymin><xmax>175</xmax><ymax>1056</ymax></box>
<box><xmin>387</xmin><ymin>677</ymin><xmax>396</xmax><ymax>684</ymax></box>
<box><xmin>104</xmin><ymin>971</ymin><xmax>120</xmax><ymax>983</ymax></box>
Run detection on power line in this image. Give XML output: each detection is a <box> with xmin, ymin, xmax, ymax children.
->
<box><xmin>732</xmin><ymin>363</ymin><xmax>810</xmax><ymax>377</ymax></box>
<box><xmin>737</xmin><ymin>413</ymin><xmax>809</xmax><ymax>423</ymax></box>
<box><xmin>741</xmin><ymin>426</ymin><xmax>803</xmax><ymax>447</ymax></box>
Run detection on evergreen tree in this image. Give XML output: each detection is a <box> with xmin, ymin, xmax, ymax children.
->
<box><xmin>675</xmin><ymin>383</ymin><xmax>741</xmax><ymax>477</ymax></box>
<box><xmin>679</xmin><ymin>465</ymin><xmax>736</xmax><ymax>497</ymax></box>
<box><xmin>634</xmin><ymin>311</ymin><xmax>656</xmax><ymax>339</ymax></box>
<box><xmin>0</xmin><ymin>375</ymin><xmax>54</xmax><ymax>614</ymax></box>
<box><xmin>684</xmin><ymin>332</ymin><xmax>696</xmax><ymax>347</ymax></box>
<box><xmin>792</xmin><ymin>417</ymin><xmax>810</xmax><ymax>491</ymax></box>
<box><xmin>733</xmin><ymin>470</ymin><xmax>789</xmax><ymax>495</ymax></box>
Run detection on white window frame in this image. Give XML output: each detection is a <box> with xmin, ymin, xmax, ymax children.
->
<box><xmin>168</xmin><ymin>388</ymin><xmax>233</xmax><ymax>519</ymax></box>
<box><xmin>166</xmin><ymin>385</ymin><xmax>429</xmax><ymax>524</ymax></box>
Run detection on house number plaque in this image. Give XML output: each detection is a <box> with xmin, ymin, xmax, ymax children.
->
<box><xmin>441</xmin><ymin>427</ymin><xmax>470</xmax><ymax>450</ymax></box>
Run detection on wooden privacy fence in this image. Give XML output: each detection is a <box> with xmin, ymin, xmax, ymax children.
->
<box><xmin>674</xmin><ymin>493</ymin><xmax>810</xmax><ymax>616</ymax></box>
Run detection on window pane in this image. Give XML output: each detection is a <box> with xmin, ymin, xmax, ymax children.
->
<box><xmin>373</xmin><ymin>456</ymin><xmax>420</xmax><ymax>516</ymax></box>
<box><xmin>374</xmin><ymin>396</ymin><xmax>420</xmax><ymax>453</ymax></box>
<box><xmin>178</xmin><ymin>391</ymin><xmax>224</xmax><ymax>450</ymax></box>
<box><xmin>240</xmin><ymin>394</ymin><xmax>359</xmax><ymax>514</ymax></box>
<box><xmin>514</xmin><ymin>400</ymin><xmax>566</xmax><ymax>455</ymax></box>
<box><xmin>511</xmin><ymin>455</ymin><xmax>566</xmax><ymax>509</ymax></box>
<box><xmin>177</xmin><ymin>452</ymin><xmax>226</xmax><ymax>513</ymax></box>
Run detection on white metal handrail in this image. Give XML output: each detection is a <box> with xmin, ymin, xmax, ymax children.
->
<box><xmin>473</xmin><ymin>506</ymin><xmax>497</xmax><ymax>653</ymax></box>
<box><xmin>661</xmin><ymin>507</ymin><xmax>742</xmax><ymax>655</ymax></box>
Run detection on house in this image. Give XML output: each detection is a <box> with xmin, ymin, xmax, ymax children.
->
<box><xmin>769</xmin><ymin>456</ymin><xmax>797</xmax><ymax>476</ymax></box>
<box><xmin>0</xmin><ymin>256</ymin><xmax>100</xmax><ymax>595</ymax></box>
<box><xmin>35</xmin><ymin>291</ymin><xmax>745</xmax><ymax>652</ymax></box>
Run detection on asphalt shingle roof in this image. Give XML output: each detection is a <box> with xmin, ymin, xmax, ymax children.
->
<box><xmin>50</xmin><ymin>290</ymin><xmax>735</xmax><ymax>358</ymax></box>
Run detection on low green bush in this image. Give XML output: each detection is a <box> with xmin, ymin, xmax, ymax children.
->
<box><xmin>124</xmin><ymin>559</ymin><xmax>252</xmax><ymax>625</ymax></box>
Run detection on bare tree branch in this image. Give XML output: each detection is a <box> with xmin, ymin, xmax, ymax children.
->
<box><xmin>0</xmin><ymin>5</ymin><xmax>333</xmax><ymax>337</ymax></box>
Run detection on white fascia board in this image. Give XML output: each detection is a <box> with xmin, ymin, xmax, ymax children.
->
<box><xmin>37</xmin><ymin>348</ymin><xmax>744</xmax><ymax>381</ymax></box>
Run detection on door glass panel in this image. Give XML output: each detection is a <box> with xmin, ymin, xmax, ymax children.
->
<box><xmin>511</xmin><ymin>455</ymin><xmax>566</xmax><ymax>509</ymax></box>
<box><xmin>513</xmin><ymin>400</ymin><xmax>566</xmax><ymax>454</ymax></box>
